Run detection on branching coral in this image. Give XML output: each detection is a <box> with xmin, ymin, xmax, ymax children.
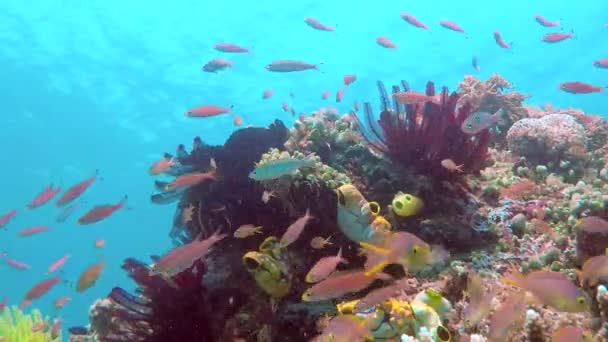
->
<box><xmin>355</xmin><ymin>79</ymin><xmax>490</xmax><ymax>182</ymax></box>
<box><xmin>0</xmin><ymin>306</ymin><xmax>60</xmax><ymax>342</ymax></box>
<box><xmin>94</xmin><ymin>258</ymin><xmax>243</xmax><ymax>342</ymax></box>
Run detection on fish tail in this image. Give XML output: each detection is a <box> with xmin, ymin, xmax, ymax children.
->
<box><xmin>364</xmin><ymin>261</ymin><xmax>389</xmax><ymax>277</ymax></box>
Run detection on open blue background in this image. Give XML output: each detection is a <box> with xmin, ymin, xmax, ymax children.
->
<box><xmin>0</xmin><ymin>0</ymin><xmax>607</xmax><ymax>337</ymax></box>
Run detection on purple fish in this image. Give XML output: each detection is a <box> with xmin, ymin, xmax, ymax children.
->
<box><xmin>265</xmin><ymin>60</ymin><xmax>320</xmax><ymax>72</ymax></box>
<box><xmin>6</xmin><ymin>258</ymin><xmax>31</xmax><ymax>270</ymax></box>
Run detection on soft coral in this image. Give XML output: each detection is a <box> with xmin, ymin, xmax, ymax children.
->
<box><xmin>355</xmin><ymin>80</ymin><xmax>490</xmax><ymax>181</ymax></box>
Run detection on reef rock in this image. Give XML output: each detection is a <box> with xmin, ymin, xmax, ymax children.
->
<box><xmin>506</xmin><ymin>114</ymin><xmax>587</xmax><ymax>167</ymax></box>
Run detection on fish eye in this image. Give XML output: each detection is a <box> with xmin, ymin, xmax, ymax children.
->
<box><xmin>577</xmin><ymin>296</ymin><xmax>587</xmax><ymax>305</ymax></box>
<box><xmin>412</xmin><ymin>246</ymin><xmax>419</xmax><ymax>254</ymax></box>
<box><xmin>466</xmin><ymin>123</ymin><xmax>473</xmax><ymax>129</ymax></box>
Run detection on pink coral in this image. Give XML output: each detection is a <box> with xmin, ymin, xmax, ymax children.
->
<box><xmin>506</xmin><ymin>114</ymin><xmax>587</xmax><ymax>166</ymax></box>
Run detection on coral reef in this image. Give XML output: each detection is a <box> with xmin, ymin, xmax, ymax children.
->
<box><xmin>0</xmin><ymin>306</ymin><xmax>60</xmax><ymax>342</ymax></box>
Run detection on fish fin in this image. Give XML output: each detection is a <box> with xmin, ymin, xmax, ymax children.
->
<box><xmin>500</xmin><ymin>263</ymin><xmax>525</xmax><ymax>288</ymax></box>
<box><xmin>359</xmin><ymin>242</ymin><xmax>390</xmax><ymax>255</ymax></box>
<box><xmin>364</xmin><ymin>261</ymin><xmax>389</xmax><ymax>277</ymax></box>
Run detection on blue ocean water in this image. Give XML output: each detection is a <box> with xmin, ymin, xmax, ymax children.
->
<box><xmin>0</xmin><ymin>0</ymin><xmax>607</xmax><ymax>338</ymax></box>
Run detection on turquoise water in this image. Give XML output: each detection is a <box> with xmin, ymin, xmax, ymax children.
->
<box><xmin>0</xmin><ymin>0</ymin><xmax>607</xmax><ymax>337</ymax></box>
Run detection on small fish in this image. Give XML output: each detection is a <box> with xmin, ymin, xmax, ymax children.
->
<box><xmin>149</xmin><ymin>155</ymin><xmax>177</xmax><ymax>175</ymax></box>
<box><xmin>578</xmin><ymin>254</ymin><xmax>608</xmax><ymax>286</ymax></box>
<box><xmin>593</xmin><ymin>59</ymin><xmax>608</xmax><ymax>68</ymax></box>
<box><xmin>393</xmin><ymin>91</ymin><xmax>440</xmax><ymax>105</ymax></box>
<box><xmin>265</xmin><ymin>60</ymin><xmax>319</xmax><ymax>72</ymax></box>
<box><xmin>23</xmin><ymin>277</ymin><xmax>61</xmax><ymax>303</ymax></box>
<box><xmin>54</xmin><ymin>296</ymin><xmax>71</xmax><ymax>308</ymax></box>
<box><xmin>493</xmin><ymin>30</ymin><xmax>512</xmax><ymax>48</ymax></box>
<box><xmin>202</xmin><ymin>58</ymin><xmax>233</xmax><ymax>73</ymax></box>
<box><xmin>488</xmin><ymin>292</ymin><xmax>526</xmax><ymax>340</ymax></box>
<box><xmin>441</xmin><ymin>159</ymin><xmax>464</xmax><ymax>173</ymax></box>
<box><xmin>542</xmin><ymin>31</ymin><xmax>574</xmax><ymax>43</ymax></box>
<box><xmin>560</xmin><ymin>81</ymin><xmax>604</xmax><ymax>94</ymax></box>
<box><xmin>461</xmin><ymin>108</ymin><xmax>504</xmax><ymax>134</ymax></box>
<box><xmin>502</xmin><ymin>265</ymin><xmax>590</xmax><ymax>312</ymax></box>
<box><xmin>77</xmin><ymin>259</ymin><xmax>104</xmax><ymax>292</ymax></box>
<box><xmin>6</xmin><ymin>258</ymin><xmax>30</xmax><ymax>270</ymax></box>
<box><xmin>150</xmin><ymin>191</ymin><xmax>183</xmax><ymax>205</ymax></box>
<box><xmin>262</xmin><ymin>89</ymin><xmax>274</xmax><ymax>99</ymax></box>
<box><xmin>0</xmin><ymin>209</ymin><xmax>17</xmax><ymax>228</ymax></box>
<box><xmin>400</xmin><ymin>12</ymin><xmax>429</xmax><ymax>29</ymax></box>
<box><xmin>534</xmin><ymin>14</ymin><xmax>560</xmax><ymax>27</ymax></box>
<box><xmin>27</xmin><ymin>184</ymin><xmax>61</xmax><ymax>209</ymax></box>
<box><xmin>336</xmin><ymin>89</ymin><xmax>344</xmax><ymax>102</ymax></box>
<box><xmin>280</xmin><ymin>209</ymin><xmax>313</xmax><ymax>248</ymax></box>
<box><xmin>376</xmin><ymin>36</ymin><xmax>397</xmax><ymax>49</ymax></box>
<box><xmin>50</xmin><ymin>319</ymin><xmax>61</xmax><ymax>339</ymax></box>
<box><xmin>464</xmin><ymin>272</ymin><xmax>495</xmax><ymax>327</ymax></box>
<box><xmin>0</xmin><ymin>297</ymin><xmax>6</xmax><ymax>312</ymax></box>
<box><xmin>18</xmin><ymin>226</ymin><xmax>49</xmax><ymax>237</ymax></box>
<box><xmin>355</xmin><ymin>278</ymin><xmax>408</xmax><ymax>312</ymax></box>
<box><xmin>439</xmin><ymin>20</ymin><xmax>465</xmax><ymax>33</ymax></box>
<box><xmin>304</xmin><ymin>17</ymin><xmax>334</xmax><ymax>31</ymax></box>
<box><xmin>305</xmin><ymin>248</ymin><xmax>348</xmax><ymax>283</ymax></box>
<box><xmin>261</xmin><ymin>190</ymin><xmax>275</xmax><ymax>204</ymax></box>
<box><xmin>234</xmin><ymin>224</ymin><xmax>263</xmax><ymax>238</ymax></box>
<box><xmin>301</xmin><ymin>269</ymin><xmax>391</xmax><ymax>302</ymax></box>
<box><xmin>152</xmin><ymin>230</ymin><xmax>226</xmax><ymax>277</ymax></box>
<box><xmin>552</xmin><ymin>326</ymin><xmax>587</xmax><ymax>342</ymax></box>
<box><xmin>56</xmin><ymin>170</ymin><xmax>99</xmax><ymax>206</ymax></box>
<box><xmin>233</xmin><ymin>115</ymin><xmax>243</xmax><ymax>126</ymax></box>
<box><xmin>315</xmin><ymin>314</ymin><xmax>374</xmax><ymax>341</ymax></box>
<box><xmin>185</xmin><ymin>105</ymin><xmax>232</xmax><ymax>117</ymax></box>
<box><xmin>212</xmin><ymin>43</ymin><xmax>249</xmax><ymax>53</ymax></box>
<box><xmin>472</xmin><ymin>55</ymin><xmax>480</xmax><ymax>72</ymax></box>
<box><xmin>322</xmin><ymin>91</ymin><xmax>330</xmax><ymax>100</ymax></box>
<box><xmin>249</xmin><ymin>156</ymin><xmax>316</xmax><ymax>181</ymax></box>
<box><xmin>343</xmin><ymin>74</ymin><xmax>357</xmax><ymax>86</ymax></box>
<box><xmin>77</xmin><ymin>196</ymin><xmax>128</xmax><ymax>225</ymax></box>
<box><xmin>164</xmin><ymin>170</ymin><xmax>216</xmax><ymax>192</ymax></box>
<box><xmin>56</xmin><ymin>203</ymin><xmax>80</xmax><ymax>223</ymax></box>
<box><xmin>95</xmin><ymin>239</ymin><xmax>105</xmax><ymax>248</ymax></box>
<box><xmin>47</xmin><ymin>254</ymin><xmax>71</xmax><ymax>274</ymax></box>
<box><xmin>310</xmin><ymin>236</ymin><xmax>332</xmax><ymax>249</ymax></box>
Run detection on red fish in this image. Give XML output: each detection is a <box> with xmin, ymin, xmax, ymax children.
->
<box><xmin>95</xmin><ymin>238</ymin><xmax>105</xmax><ymax>248</ymax></box>
<box><xmin>0</xmin><ymin>297</ymin><xmax>6</xmax><ymax>312</ymax></box>
<box><xmin>322</xmin><ymin>91</ymin><xmax>330</xmax><ymax>100</ymax></box>
<box><xmin>233</xmin><ymin>116</ymin><xmax>243</xmax><ymax>126</ymax></box>
<box><xmin>27</xmin><ymin>184</ymin><xmax>61</xmax><ymax>209</ymax></box>
<box><xmin>212</xmin><ymin>43</ymin><xmax>249</xmax><ymax>53</ymax></box>
<box><xmin>6</xmin><ymin>258</ymin><xmax>30</xmax><ymax>270</ymax></box>
<box><xmin>262</xmin><ymin>89</ymin><xmax>274</xmax><ymax>99</ymax></box>
<box><xmin>559</xmin><ymin>81</ymin><xmax>604</xmax><ymax>94</ymax></box>
<box><xmin>164</xmin><ymin>170</ymin><xmax>216</xmax><ymax>192</ymax></box>
<box><xmin>50</xmin><ymin>319</ymin><xmax>61</xmax><ymax>339</ymax></box>
<box><xmin>304</xmin><ymin>17</ymin><xmax>334</xmax><ymax>31</ymax></box>
<box><xmin>493</xmin><ymin>30</ymin><xmax>511</xmax><ymax>48</ymax></box>
<box><xmin>376</xmin><ymin>36</ymin><xmax>397</xmax><ymax>49</ymax></box>
<box><xmin>47</xmin><ymin>254</ymin><xmax>71</xmax><ymax>274</ymax></box>
<box><xmin>202</xmin><ymin>58</ymin><xmax>233</xmax><ymax>73</ymax></box>
<box><xmin>393</xmin><ymin>91</ymin><xmax>441</xmax><ymax>105</ymax></box>
<box><xmin>593</xmin><ymin>59</ymin><xmax>608</xmax><ymax>68</ymax></box>
<box><xmin>77</xmin><ymin>259</ymin><xmax>104</xmax><ymax>292</ymax></box>
<box><xmin>18</xmin><ymin>226</ymin><xmax>49</xmax><ymax>237</ymax></box>
<box><xmin>54</xmin><ymin>296</ymin><xmax>71</xmax><ymax>308</ymax></box>
<box><xmin>542</xmin><ymin>31</ymin><xmax>574</xmax><ymax>43</ymax></box>
<box><xmin>336</xmin><ymin>89</ymin><xmax>344</xmax><ymax>102</ymax></box>
<box><xmin>265</xmin><ymin>60</ymin><xmax>319</xmax><ymax>72</ymax></box>
<box><xmin>77</xmin><ymin>196</ymin><xmax>128</xmax><ymax>225</ymax></box>
<box><xmin>23</xmin><ymin>277</ymin><xmax>61</xmax><ymax>303</ymax></box>
<box><xmin>439</xmin><ymin>20</ymin><xmax>465</xmax><ymax>33</ymax></box>
<box><xmin>0</xmin><ymin>209</ymin><xmax>16</xmax><ymax>228</ymax></box>
<box><xmin>400</xmin><ymin>12</ymin><xmax>428</xmax><ymax>29</ymax></box>
<box><xmin>343</xmin><ymin>74</ymin><xmax>357</xmax><ymax>86</ymax></box>
<box><xmin>56</xmin><ymin>171</ymin><xmax>99</xmax><ymax>207</ymax></box>
<box><xmin>185</xmin><ymin>105</ymin><xmax>232</xmax><ymax>118</ymax></box>
<box><xmin>534</xmin><ymin>14</ymin><xmax>560</xmax><ymax>27</ymax></box>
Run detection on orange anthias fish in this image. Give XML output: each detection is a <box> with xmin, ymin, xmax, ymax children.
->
<box><xmin>301</xmin><ymin>269</ymin><xmax>391</xmax><ymax>302</ymax></box>
<box><xmin>95</xmin><ymin>239</ymin><xmax>106</xmax><ymax>248</ymax></box>
<box><xmin>77</xmin><ymin>196</ymin><xmax>128</xmax><ymax>225</ymax></box>
<box><xmin>233</xmin><ymin>115</ymin><xmax>243</xmax><ymax>126</ymax></box>
<box><xmin>578</xmin><ymin>252</ymin><xmax>608</xmax><ymax>286</ymax></box>
<box><xmin>502</xmin><ymin>265</ymin><xmax>590</xmax><ymax>312</ymax></box>
<box><xmin>376</xmin><ymin>36</ymin><xmax>397</xmax><ymax>49</ymax></box>
<box><xmin>23</xmin><ymin>277</ymin><xmax>61</xmax><ymax>304</ymax></box>
<box><xmin>392</xmin><ymin>91</ymin><xmax>440</xmax><ymax>105</ymax></box>
<box><xmin>149</xmin><ymin>155</ymin><xmax>178</xmax><ymax>175</ymax></box>
<box><xmin>488</xmin><ymin>292</ymin><xmax>526</xmax><ymax>340</ymax></box>
<box><xmin>77</xmin><ymin>259</ymin><xmax>104</xmax><ymax>292</ymax></box>
<box><xmin>164</xmin><ymin>169</ymin><xmax>217</xmax><ymax>192</ymax></box>
<box><xmin>18</xmin><ymin>226</ymin><xmax>50</xmax><ymax>237</ymax></box>
<box><xmin>54</xmin><ymin>296</ymin><xmax>71</xmax><ymax>308</ymax></box>
<box><xmin>305</xmin><ymin>247</ymin><xmax>348</xmax><ymax>283</ymax></box>
<box><xmin>314</xmin><ymin>315</ymin><xmax>373</xmax><ymax>342</ymax></box>
<box><xmin>233</xmin><ymin>224</ymin><xmax>263</xmax><ymax>238</ymax></box>
<box><xmin>280</xmin><ymin>208</ymin><xmax>313</xmax><ymax>248</ymax></box>
<box><xmin>464</xmin><ymin>272</ymin><xmax>495</xmax><ymax>327</ymax></box>
<box><xmin>56</xmin><ymin>170</ymin><xmax>99</xmax><ymax>207</ymax></box>
<box><xmin>441</xmin><ymin>159</ymin><xmax>464</xmax><ymax>173</ymax></box>
<box><xmin>27</xmin><ymin>184</ymin><xmax>61</xmax><ymax>209</ymax></box>
<box><xmin>152</xmin><ymin>230</ymin><xmax>226</xmax><ymax>278</ymax></box>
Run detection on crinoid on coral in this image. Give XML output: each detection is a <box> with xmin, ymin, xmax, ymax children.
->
<box><xmin>96</xmin><ymin>258</ymin><xmax>245</xmax><ymax>342</ymax></box>
<box><xmin>0</xmin><ymin>305</ymin><xmax>60</xmax><ymax>342</ymax></box>
<box><xmin>354</xmin><ymin>79</ymin><xmax>490</xmax><ymax>183</ymax></box>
